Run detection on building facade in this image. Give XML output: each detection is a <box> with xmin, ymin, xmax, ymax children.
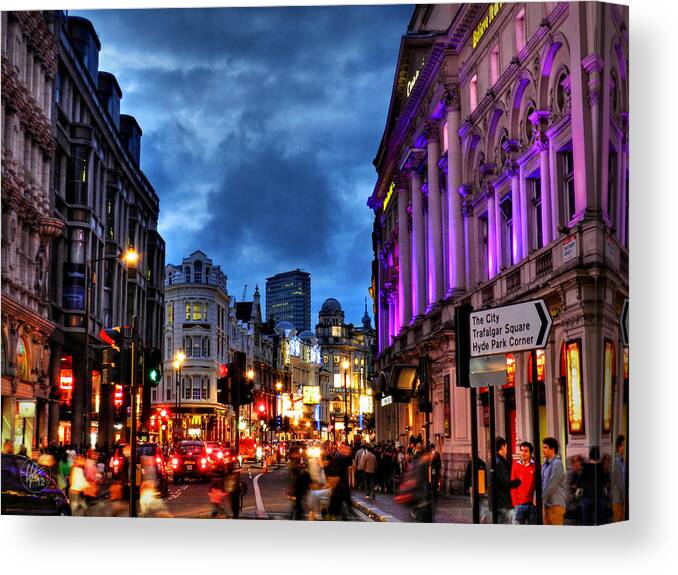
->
<box><xmin>369</xmin><ymin>3</ymin><xmax>628</xmax><ymax>495</ymax></box>
<box><xmin>265</xmin><ymin>268</ymin><xmax>311</xmax><ymax>333</ymax></box>
<box><xmin>1</xmin><ymin>11</ymin><xmax>64</xmax><ymax>455</ymax></box>
<box><xmin>50</xmin><ymin>14</ymin><xmax>165</xmax><ymax>450</ymax></box>
<box><xmin>160</xmin><ymin>251</ymin><xmax>232</xmax><ymax>442</ymax></box>
<box><xmin>2</xmin><ymin>12</ymin><xmax>165</xmax><ymax>454</ymax></box>
<box><xmin>315</xmin><ymin>298</ymin><xmax>376</xmax><ymax>441</ymax></box>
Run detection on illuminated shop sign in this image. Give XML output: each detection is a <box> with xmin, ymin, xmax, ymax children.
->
<box><xmin>303</xmin><ymin>386</ymin><xmax>320</xmax><ymax>405</ymax></box>
<box><xmin>472</xmin><ymin>2</ymin><xmax>503</xmax><ymax>49</ymax></box>
<box><xmin>406</xmin><ymin>55</ymin><xmax>426</xmax><ymax>98</ymax></box>
<box><xmin>359</xmin><ymin>394</ymin><xmax>374</xmax><ymax>414</ymax></box>
<box><xmin>289</xmin><ymin>337</ymin><xmax>301</xmax><ymax>358</ymax></box>
<box><xmin>565</xmin><ymin>341</ymin><xmax>584</xmax><ymax>434</ymax></box>
<box><xmin>382</xmin><ymin>181</ymin><xmax>395</xmax><ymax>212</ymax></box>
<box><xmin>603</xmin><ymin>341</ymin><xmax>615</xmax><ymax>434</ymax></box>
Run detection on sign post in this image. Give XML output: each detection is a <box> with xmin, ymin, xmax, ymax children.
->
<box><xmin>463</xmin><ymin>299</ymin><xmax>552</xmax><ymax>524</ymax></box>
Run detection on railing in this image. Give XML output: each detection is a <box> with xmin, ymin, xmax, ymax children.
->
<box><xmin>536</xmin><ymin>250</ymin><xmax>552</xmax><ymax>277</ymax></box>
<box><xmin>482</xmin><ymin>283</ymin><xmax>494</xmax><ymax>305</ymax></box>
<box><xmin>506</xmin><ymin>268</ymin><xmax>521</xmax><ymax>293</ymax></box>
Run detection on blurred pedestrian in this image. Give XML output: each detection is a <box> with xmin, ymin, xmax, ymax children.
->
<box><xmin>3</xmin><ymin>439</ymin><xmax>13</xmax><ymax>454</ymax></box>
<box><xmin>362</xmin><ymin>446</ymin><xmax>377</xmax><ymax>500</ymax></box>
<box><xmin>18</xmin><ymin>444</ymin><xmax>27</xmax><ymax>457</ymax></box>
<box><xmin>541</xmin><ymin>437</ymin><xmax>566</xmax><ymax>525</ymax></box>
<box><xmin>580</xmin><ymin>445</ymin><xmax>608</xmax><ymax>525</ymax></box>
<box><xmin>493</xmin><ymin>437</ymin><xmax>520</xmax><ymax>524</ymax></box>
<box><xmin>288</xmin><ymin>448</ymin><xmax>310</xmax><ymax>520</ymax></box>
<box><xmin>57</xmin><ymin>450</ymin><xmax>71</xmax><ymax>493</ymax></box>
<box><xmin>225</xmin><ymin>460</ymin><xmax>241</xmax><ymax>519</ymax></box>
<box><xmin>511</xmin><ymin>441</ymin><xmax>536</xmax><ymax>524</ymax></box>
<box><xmin>354</xmin><ymin>442</ymin><xmax>367</xmax><ymax>491</ymax></box>
<box><xmin>430</xmin><ymin>444</ymin><xmax>442</xmax><ymax>501</ymax></box>
<box><xmin>611</xmin><ymin>435</ymin><xmax>626</xmax><ymax>522</ymax></box>
<box><xmin>69</xmin><ymin>455</ymin><xmax>90</xmax><ymax>516</ymax></box>
<box><xmin>565</xmin><ymin>454</ymin><xmax>584</xmax><ymax>524</ymax></box>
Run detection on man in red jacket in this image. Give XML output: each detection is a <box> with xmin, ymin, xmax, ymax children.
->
<box><xmin>511</xmin><ymin>441</ymin><xmax>536</xmax><ymax>524</ymax></box>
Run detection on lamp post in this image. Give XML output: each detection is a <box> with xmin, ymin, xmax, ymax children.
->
<box><xmin>81</xmin><ymin>247</ymin><xmax>138</xmax><ymax>452</ymax></box>
<box><xmin>173</xmin><ymin>351</ymin><xmax>185</xmax><ymax>442</ymax></box>
<box><xmin>342</xmin><ymin>358</ymin><xmax>350</xmax><ymax>443</ymax></box>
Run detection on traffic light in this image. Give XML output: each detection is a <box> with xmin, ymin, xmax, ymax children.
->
<box><xmin>144</xmin><ymin>347</ymin><xmax>163</xmax><ymax>387</ymax></box>
<box><xmin>257</xmin><ymin>402</ymin><xmax>266</xmax><ymax>418</ymax></box>
<box><xmin>217</xmin><ymin>363</ymin><xmax>237</xmax><ymax>405</ymax></box>
<box><xmin>239</xmin><ymin>379</ymin><xmax>254</xmax><ymax>404</ymax></box>
<box><xmin>100</xmin><ymin>326</ymin><xmax>126</xmax><ymax>385</ymax></box>
<box><xmin>416</xmin><ymin>355</ymin><xmax>432</xmax><ymax>413</ymax></box>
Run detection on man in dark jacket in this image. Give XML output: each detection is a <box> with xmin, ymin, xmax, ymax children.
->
<box><xmin>493</xmin><ymin>437</ymin><xmax>521</xmax><ymax>524</ymax></box>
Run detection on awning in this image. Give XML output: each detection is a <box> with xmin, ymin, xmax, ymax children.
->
<box><xmin>385</xmin><ymin>364</ymin><xmax>419</xmax><ymax>402</ymax></box>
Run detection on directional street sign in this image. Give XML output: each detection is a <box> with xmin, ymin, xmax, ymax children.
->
<box><xmin>469</xmin><ymin>299</ymin><xmax>552</xmax><ymax>357</ymax></box>
<box><xmin>620</xmin><ymin>298</ymin><xmax>629</xmax><ymax>347</ymax></box>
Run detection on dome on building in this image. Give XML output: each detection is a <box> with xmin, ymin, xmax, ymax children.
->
<box><xmin>299</xmin><ymin>330</ymin><xmax>317</xmax><ymax>342</ymax></box>
<box><xmin>274</xmin><ymin>320</ymin><xmax>296</xmax><ymax>337</ymax></box>
<box><xmin>320</xmin><ymin>298</ymin><xmax>342</xmax><ymax>313</ymax></box>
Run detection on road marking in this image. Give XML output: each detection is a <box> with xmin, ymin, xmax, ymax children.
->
<box><xmin>167</xmin><ymin>484</ymin><xmax>189</xmax><ymax>501</ymax></box>
<box><xmin>252</xmin><ymin>473</ymin><xmax>268</xmax><ymax>519</ymax></box>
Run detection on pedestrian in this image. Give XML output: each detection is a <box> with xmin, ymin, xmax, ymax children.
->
<box><xmin>579</xmin><ymin>445</ymin><xmax>608</xmax><ymax>525</ymax></box>
<box><xmin>541</xmin><ymin>437</ymin><xmax>566</xmax><ymax>525</ymax></box>
<box><xmin>409</xmin><ymin>441</ymin><xmax>433</xmax><ymax>522</ymax></box>
<box><xmin>18</xmin><ymin>444</ymin><xmax>27</xmax><ymax>457</ymax></box>
<box><xmin>3</xmin><ymin>439</ymin><xmax>13</xmax><ymax>454</ymax></box>
<box><xmin>57</xmin><ymin>450</ymin><xmax>71</xmax><ymax>493</ymax></box>
<box><xmin>208</xmin><ymin>466</ymin><xmax>227</xmax><ymax>518</ymax></box>
<box><xmin>510</xmin><ymin>441</ymin><xmax>536</xmax><ymax>524</ymax></box>
<box><xmin>69</xmin><ymin>455</ymin><xmax>90</xmax><ymax>516</ymax></box>
<box><xmin>493</xmin><ymin>437</ymin><xmax>520</xmax><ymax>524</ymax></box>
<box><xmin>430</xmin><ymin>444</ymin><xmax>442</xmax><ymax>501</ymax></box>
<box><xmin>362</xmin><ymin>446</ymin><xmax>378</xmax><ymax>500</ymax></box>
<box><xmin>354</xmin><ymin>443</ymin><xmax>367</xmax><ymax>491</ymax></box>
<box><xmin>565</xmin><ymin>454</ymin><xmax>584</xmax><ymax>524</ymax></box>
<box><xmin>611</xmin><ymin>434</ymin><xmax>626</xmax><ymax>522</ymax></box>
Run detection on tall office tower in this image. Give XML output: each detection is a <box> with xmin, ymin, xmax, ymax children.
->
<box><xmin>265</xmin><ymin>269</ymin><xmax>311</xmax><ymax>333</ymax></box>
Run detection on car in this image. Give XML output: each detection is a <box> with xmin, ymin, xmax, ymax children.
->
<box><xmin>1</xmin><ymin>454</ymin><xmax>70</xmax><ymax>516</ymax></box>
<box><xmin>205</xmin><ymin>441</ymin><xmax>238</xmax><ymax>471</ymax></box>
<box><xmin>170</xmin><ymin>441</ymin><xmax>211</xmax><ymax>483</ymax></box>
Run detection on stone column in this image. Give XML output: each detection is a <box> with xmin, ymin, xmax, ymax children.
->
<box><xmin>530</xmin><ymin>111</ymin><xmax>553</xmax><ymax>246</ymax></box>
<box><xmin>486</xmin><ymin>186</ymin><xmax>497</xmax><ymax>278</ymax></box>
<box><xmin>445</xmin><ymin>86</ymin><xmax>465</xmax><ymax>295</ymax></box>
<box><xmin>396</xmin><ymin>175</ymin><xmax>412</xmax><ymax>328</ymax></box>
<box><xmin>425</xmin><ymin>124</ymin><xmax>444</xmax><ymax>309</ymax></box>
<box><xmin>410</xmin><ymin>168</ymin><xmax>426</xmax><ymax>319</ymax></box>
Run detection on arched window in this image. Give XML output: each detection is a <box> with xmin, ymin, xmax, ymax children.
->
<box><xmin>16</xmin><ymin>337</ymin><xmax>28</xmax><ymax>379</ymax></box>
<box><xmin>184</xmin><ymin>266</ymin><xmax>191</xmax><ymax>283</ymax></box>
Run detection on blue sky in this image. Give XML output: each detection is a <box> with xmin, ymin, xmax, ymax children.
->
<box><xmin>74</xmin><ymin>4</ymin><xmax>413</xmax><ymax>327</ymax></box>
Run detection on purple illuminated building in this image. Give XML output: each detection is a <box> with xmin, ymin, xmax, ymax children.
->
<box><xmin>369</xmin><ymin>2</ymin><xmax>628</xmax><ymax>509</ymax></box>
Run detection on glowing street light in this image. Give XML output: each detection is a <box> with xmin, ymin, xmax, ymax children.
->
<box><xmin>122</xmin><ymin>247</ymin><xmax>139</xmax><ymax>268</ymax></box>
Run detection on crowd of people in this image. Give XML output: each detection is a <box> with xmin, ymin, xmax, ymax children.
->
<box><xmin>489</xmin><ymin>434</ymin><xmax>627</xmax><ymax>525</ymax></box>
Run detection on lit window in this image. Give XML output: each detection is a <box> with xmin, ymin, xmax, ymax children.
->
<box><xmin>490</xmin><ymin>43</ymin><xmax>500</xmax><ymax>85</ymax></box>
<box><xmin>561</xmin><ymin>149</ymin><xmax>576</xmax><ymax>224</ymax></box>
<box><xmin>185</xmin><ymin>303</ymin><xmax>191</xmax><ymax>321</ymax></box>
<box><xmin>469</xmin><ymin>74</ymin><xmax>478</xmax><ymax>111</ymax></box>
<box><xmin>515</xmin><ymin>8</ymin><xmax>526</xmax><ymax>52</ymax></box>
<box><xmin>167</xmin><ymin>302</ymin><xmax>173</xmax><ymax>324</ymax></box>
<box><xmin>333</xmin><ymin>356</ymin><xmax>339</xmax><ymax>364</ymax></box>
<box><xmin>192</xmin><ymin>302</ymin><xmax>202</xmax><ymax>321</ymax></box>
<box><xmin>331</xmin><ymin>326</ymin><xmax>341</xmax><ymax>337</ymax></box>
<box><xmin>16</xmin><ymin>338</ymin><xmax>28</xmax><ymax>379</ymax></box>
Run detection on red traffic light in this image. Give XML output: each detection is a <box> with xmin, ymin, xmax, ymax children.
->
<box><xmin>160</xmin><ymin>409</ymin><xmax>168</xmax><ymax>418</ymax></box>
<box><xmin>218</xmin><ymin>363</ymin><xmax>229</xmax><ymax>378</ymax></box>
<box><xmin>257</xmin><ymin>403</ymin><xmax>266</xmax><ymax>414</ymax></box>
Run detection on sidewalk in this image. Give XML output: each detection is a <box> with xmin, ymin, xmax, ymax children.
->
<box><xmin>351</xmin><ymin>487</ymin><xmax>485</xmax><ymax>523</ymax></box>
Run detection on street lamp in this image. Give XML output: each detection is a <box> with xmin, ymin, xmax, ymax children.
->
<box><xmin>82</xmin><ymin>246</ymin><xmax>139</xmax><ymax>451</ymax></box>
<box><xmin>173</xmin><ymin>351</ymin><xmax>185</xmax><ymax>442</ymax></box>
<box><xmin>342</xmin><ymin>358</ymin><xmax>350</xmax><ymax>443</ymax></box>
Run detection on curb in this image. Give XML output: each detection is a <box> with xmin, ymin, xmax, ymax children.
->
<box><xmin>351</xmin><ymin>496</ymin><xmax>399</xmax><ymax>522</ymax></box>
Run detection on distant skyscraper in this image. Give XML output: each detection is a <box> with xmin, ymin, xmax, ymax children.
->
<box><xmin>265</xmin><ymin>269</ymin><xmax>311</xmax><ymax>333</ymax></box>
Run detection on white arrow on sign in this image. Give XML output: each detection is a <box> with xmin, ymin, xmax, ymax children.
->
<box><xmin>469</xmin><ymin>299</ymin><xmax>553</xmax><ymax>357</ymax></box>
<box><xmin>620</xmin><ymin>298</ymin><xmax>629</xmax><ymax>347</ymax></box>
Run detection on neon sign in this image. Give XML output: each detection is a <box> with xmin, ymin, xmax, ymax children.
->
<box><xmin>473</xmin><ymin>2</ymin><xmax>503</xmax><ymax>49</ymax></box>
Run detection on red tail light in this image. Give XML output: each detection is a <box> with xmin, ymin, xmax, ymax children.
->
<box><xmin>112</xmin><ymin>458</ymin><xmax>120</xmax><ymax>467</ymax></box>
<box><xmin>216</xmin><ymin>451</ymin><xmax>223</xmax><ymax>459</ymax></box>
<box><xmin>172</xmin><ymin>457</ymin><xmax>179</xmax><ymax>468</ymax></box>
<box><xmin>200</xmin><ymin>458</ymin><xmax>207</xmax><ymax>468</ymax></box>
<box><xmin>156</xmin><ymin>457</ymin><xmax>162</xmax><ymax>464</ymax></box>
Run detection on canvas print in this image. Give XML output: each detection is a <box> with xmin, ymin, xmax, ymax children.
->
<box><xmin>1</xmin><ymin>2</ymin><xmax>629</xmax><ymax>525</ymax></box>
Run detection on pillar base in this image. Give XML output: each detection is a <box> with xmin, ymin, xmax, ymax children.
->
<box><xmin>425</xmin><ymin>302</ymin><xmax>441</xmax><ymax>315</ymax></box>
<box><xmin>445</xmin><ymin>287</ymin><xmax>466</xmax><ymax>301</ymax></box>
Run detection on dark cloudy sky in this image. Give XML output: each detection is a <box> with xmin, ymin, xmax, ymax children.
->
<box><xmin>73</xmin><ymin>4</ymin><xmax>413</xmax><ymax>327</ymax></box>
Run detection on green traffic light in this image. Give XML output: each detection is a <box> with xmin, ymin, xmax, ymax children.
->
<box><xmin>149</xmin><ymin>368</ymin><xmax>159</xmax><ymax>382</ymax></box>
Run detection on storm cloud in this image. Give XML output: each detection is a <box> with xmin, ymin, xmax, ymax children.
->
<box><xmin>76</xmin><ymin>4</ymin><xmax>413</xmax><ymax>324</ymax></box>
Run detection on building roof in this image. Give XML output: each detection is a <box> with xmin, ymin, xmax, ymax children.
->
<box><xmin>320</xmin><ymin>298</ymin><xmax>342</xmax><ymax>313</ymax></box>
